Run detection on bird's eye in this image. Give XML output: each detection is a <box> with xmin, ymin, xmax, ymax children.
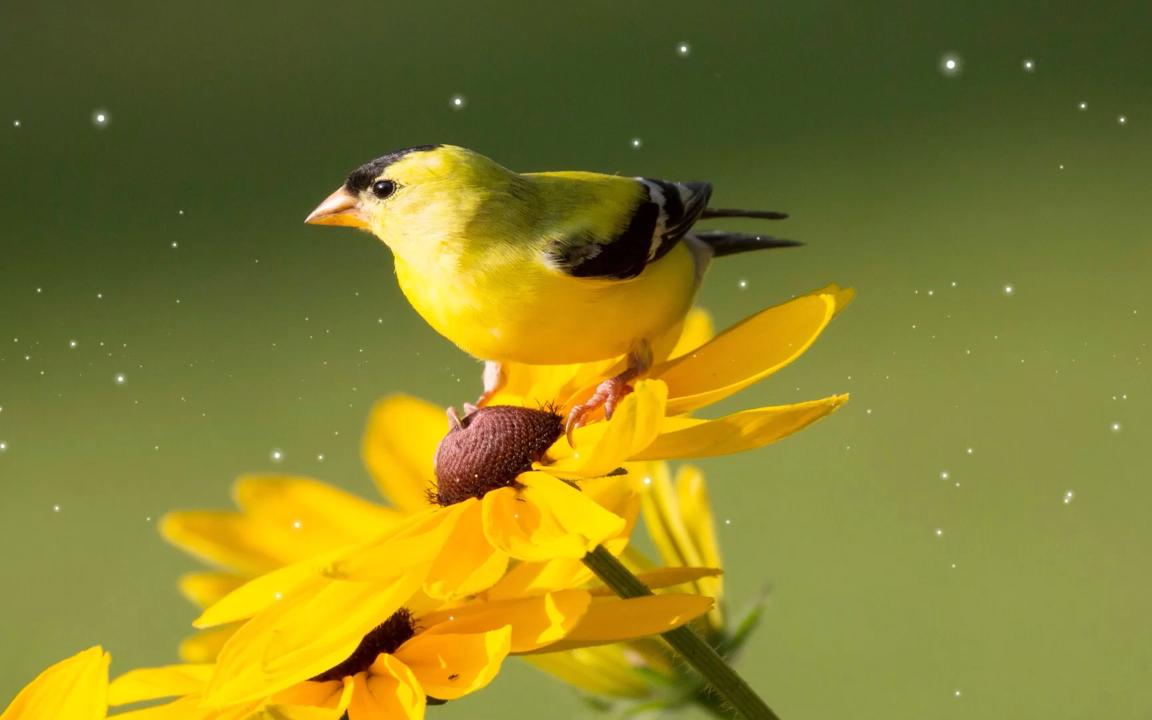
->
<box><xmin>371</xmin><ymin>180</ymin><xmax>397</xmax><ymax>199</ymax></box>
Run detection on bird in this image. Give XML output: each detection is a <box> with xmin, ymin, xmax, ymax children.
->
<box><xmin>305</xmin><ymin>144</ymin><xmax>798</xmax><ymax>435</ymax></box>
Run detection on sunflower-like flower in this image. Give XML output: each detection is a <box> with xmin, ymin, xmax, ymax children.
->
<box><xmin>159</xmin><ymin>284</ymin><xmax>849</xmax><ymax>714</ymax></box>
<box><xmin>124</xmin><ymin>527</ymin><xmax>714</xmax><ymax>717</ymax></box>
<box><xmin>1</xmin><ymin>646</ymin><xmax>109</xmax><ymax>720</ymax></box>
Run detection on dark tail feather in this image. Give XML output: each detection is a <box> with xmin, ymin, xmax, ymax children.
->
<box><xmin>700</xmin><ymin>207</ymin><xmax>789</xmax><ymax>220</ymax></box>
<box><xmin>695</xmin><ymin>229</ymin><xmax>803</xmax><ymax>257</ymax></box>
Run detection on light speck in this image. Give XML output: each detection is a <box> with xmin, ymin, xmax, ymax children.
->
<box><xmin>1003</xmin><ymin>284</ymin><xmax>1015</xmax><ymax>295</ymax></box>
<box><xmin>52</xmin><ymin>504</ymin><xmax>61</xmax><ymax>513</ymax></box>
<box><xmin>1110</xmin><ymin>422</ymin><xmax>1121</xmax><ymax>433</ymax></box>
<box><xmin>114</xmin><ymin>373</ymin><xmax>126</xmax><ymax>385</ymax></box>
<box><xmin>630</xmin><ymin>137</ymin><xmax>643</xmax><ymax>149</ymax></box>
<box><xmin>271</xmin><ymin>448</ymin><xmax>284</xmax><ymax>462</ymax></box>
<box><xmin>450</xmin><ymin>94</ymin><xmax>467</xmax><ymax>110</ymax></box>
<box><xmin>0</xmin><ymin>441</ymin><xmax>7</xmax><ymax>452</ymax></box>
<box><xmin>1062</xmin><ymin>490</ymin><xmax>1075</xmax><ymax>505</ymax></box>
<box><xmin>676</xmin><ymin>42</ymin><xmax>691</xmax><ymax>58</ymax></box>
<box><xmin>954</xmin><ymin>690</ymin><xmax>962</xmax><ymax>699</ymax></box>
<box><xmin>1022</xmin><ymin>58</ymin><xmax>1035</xmax><ymax>72</ymax></box>
<box><xmin>1078</xmin><ymin>101</ymin><xmax>1088</xmax><ymax>111</ymax></box>
<box><xmin>178</xmin><ymin>210</ymin><xmax>185</xmax><ymax>216</ymax></box>
<box><xmin>934</xmin><ymin>528</ymin><xmax>944</xmax><ymax>538</ymax></box>
<box><xmin>273</xmin><ymin>592</ymin><xmax>283</xmax><ymax>600</ymax></box>
<box><xmin>291</xmin><ymin>520</ymin><xmax>303</xmax><ymax>530</ymax></box>
<box><xmin>966</xmin><ymin>447</ymin><xmax>974</xmax><ymax>455</ymax></box>
<box><xmin>724</xmin><ymin>518</ymin><xmax>732</xmax><ymax>526</ymax></box>
<box><xmin>940</xmin><ymin>471</ymin><xmax>950</xmax><ymax>480</ymax></box>
<box><xmin>12</xmin><ymin>120</ymin><xmax>20</xmax><ymax>128</ymax></box>
<box><xmin>738</xmin><ymin>278</ymin><xmax>748</xmax><ymax>289</ymax></box>
<box><xmin>92</xmin><ymin>109</ymin><xmax>110</xmax><ymax>128</ymax></box>
<box><xmin>68</xmin><ymin>340</ymin><xmax>78</xmax><ymax>349</ymax></box>
<box><xmin>317</xmin><ymin>453</ymin><xmax>326</xmax><ymax>462</ymax></box>
<box><xmin>939</xmin><ymin>53</ymin><xmax>962</xmax><ymax>76</ymax></box>
<box><xmin>1118</xmin><ymin>115</ymin><xmax>1128</xmax><ymax>126</ymax></box>
<box><xmin>641</xmin><ymin>476</ymin><xmax>652</xmax><ymax>486</ymax></box>
<box><xmin>171</xmin><ymin>241</ymin><xmax>178</xmax><ymax>248</ymax></box>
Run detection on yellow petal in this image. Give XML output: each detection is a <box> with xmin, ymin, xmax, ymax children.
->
<box><xmin>636</xmin><ymin>395</ymin><xmax>849</xmax><ymax>460</ymax></box>
<box><xmin>547</xmin><ymin>380</ymin><xmax>668</xmax><ymax>478</ymax></box>
<box><xmin>493</xmin><ymin>358</ymin><xmax>621</xmax><ymax>411</ymax></box>
<box><xmin>674</xmin><ymin>465</ymin><xmax>725</xmax><ymax>630</ymax></box>
<box><xmin>480</xmin><ymin>487</ymin><xmax>588</xmax><ymax>562</ymax></box>
<box><xmin>654</xmin><ymin>286</ymin><xmax>853</xmax><ymax>414</ymax></box>
<box><xmin>232</xmin><ymin>474</ymin><xmax>401</xmax><ymax>545</ymax></box>
<box><xmin>178</xmin><ymin>626</ymin><xmax>237</xmax><ymax>664</ymax></box>
<box><xmin>525</xmin><ymin>647</ymin><xmax>652</xmax><ymax>698</ymax></box>
<box><xmin>394</xmin><ymin>626</ymin><xmax>511</xmax><ymax>700</ymax></box>
<box><xmin>206</xmin><ymin>571</ymin><xmax>426</xmax><ymax>705</ymax></box>
<box><xmin>484</xmin><ymin>556</ymin><xmax>592</xmax><ymax>601</ymax></box>
<box><xmin>108</xmin><ymin>664</ymin><xmax>212</xmax><ymax>705</ymax></box>
<box><xmin>424</xmin><ymin>504</ymin><xmax>509</xmax><ymax>600</ymax></box>
<box><xmin>529</xmin><ymin>594</ymin><xmax>713</xmax><ymax>652</ymax></box>
<box><xmin>111</xmin><ymin>695</ymin><xmax>228</xmax><ymax>720</ymax></box>
<box><xmin>178</xmin><ymin>572</ymin><xmax>246</xmax><ymax>609</ymax></box>
<box><xmin>161</xmin><ymin>477</ymin><xmax>398</xmax><ymax>579</ymax></box>
<box><xmin>421</xmin><ymin>590</ymin><xmax>591</xmax><ymax>653</ymax></box>
<box><xmin>666</xmin><ymin>307</ymin><xmax>714</xmax><ymax>360</ymax></box>
<box><xmin>1</xmin><ymin>646</ymin><xmax>109</xmax><ymax>720</ymax></box>
<box><xmin>159</xmin><ymin>510</ymin><xmax>285</xmax><ymax>576</ymax></box>
<box><xmin>347</xmin><ymin>656</ymin><xmax>425</xmax><ymax>720</ymax></box>
<box><xmin>326</xmin><ymin>504</ymin><xmax>468</xmax><ymax>582</ymax></box>
<box><xmin>362</xmin><ymin>395</ymin><xmax>445</xmax><ymax>514</ymax></box>
<box><xmin>193</xmin><ymin>547</ymin><xmax>351</xmax><ymax>629</ymax></box>
<box><xmin>587</xmin><ymin>566</ymin><xmax>722</xmax><ymax>595</ymax></box>
<box><xmin>265</xmin><ymin>676</ymin><xmax>353</xmax><ymax>719</ymax></box>
<box><xmin>519</xmin><ymin>473</ymin><xmax>625</xmax><ymax>548</ymax></box>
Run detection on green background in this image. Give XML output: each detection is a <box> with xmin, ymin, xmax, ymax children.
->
<box><xmin>2</xmin><ymin>1</ymin><xmax>1150</xmax><ymax>717</ymax></box>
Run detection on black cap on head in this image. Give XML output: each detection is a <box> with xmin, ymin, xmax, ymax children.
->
<box><xmin>344</xmin><ymin>144</ymin><xmax>441</xmax><ymax>193</ymax></box>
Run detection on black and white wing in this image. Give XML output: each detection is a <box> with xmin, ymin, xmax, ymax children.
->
<box><xmin>545</xmin><ymin>179</ymin><xmax>712</xmax><ymax>280</ymax></box>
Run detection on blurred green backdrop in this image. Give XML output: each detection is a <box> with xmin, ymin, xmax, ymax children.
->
<box><xmin>2</xmin><ymin>1</ymin><xmax>1150</xmax><ymax>717</ymax></box>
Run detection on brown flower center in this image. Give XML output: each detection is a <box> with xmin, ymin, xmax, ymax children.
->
<box><xmin>310</xmin><ymin>608</ymin><xmax>416</xmax><ymax>682</ymax></box>
<box><xmin>432</xmin><ymin>405</ymin><xmax>564</xmax><ymax>506</ymax></box>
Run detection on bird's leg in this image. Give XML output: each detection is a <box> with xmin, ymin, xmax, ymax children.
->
<box><xmin>566</xmin><ymin>341</ymin><xmax>653</xmax><ymax>442</ymax></box>
<box><xmin>475</xmin><ymin>360</ymin><xmax>506</xmax><ymax>407</ymax></box>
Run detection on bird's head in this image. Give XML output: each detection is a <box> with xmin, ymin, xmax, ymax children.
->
<box><xmin>305</xmin><ymin>145</ymin><xmax>520</xmax><ymax>256</ymax></box>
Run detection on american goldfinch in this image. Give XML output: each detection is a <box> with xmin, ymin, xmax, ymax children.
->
<box><xmin>305</xmin><ymin>144</ymin><xmax>797</xmax><ymax>431</ymax></box>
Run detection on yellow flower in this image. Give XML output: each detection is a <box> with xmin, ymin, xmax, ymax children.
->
<box><xmin>113</xmin><ymin>552</ymin><xmax>714</xmax><ymax>718</ymax></box>
<box><xmin>155</xmin><ymin>284</ymin><xmax>850</xmax><ymax>713</ymax></box>
<box><xmin>1</xmin><ymin>646</ymin><xmax>109</xmax><ymax>720</ymax></box>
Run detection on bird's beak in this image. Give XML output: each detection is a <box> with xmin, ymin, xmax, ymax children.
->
<box><xmin>304</xmin><ymin>186</ymin><xmax>369</xmax><ymax>229</ymax></box>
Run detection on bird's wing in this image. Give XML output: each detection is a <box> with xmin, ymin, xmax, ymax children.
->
<box><xmin>545</xmin><ymin>179</ymin><xmax>712</xmax><ymax>280</ymax></box>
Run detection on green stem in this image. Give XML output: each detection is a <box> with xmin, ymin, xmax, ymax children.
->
<box><xmin>582</xmin><ymin>545</ymin><xmax>781</xmax><ymax>720</ymax></box>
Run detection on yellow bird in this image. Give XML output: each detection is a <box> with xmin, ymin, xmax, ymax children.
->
<box><xmin>305</xmin><ymin>144</ymin><xmax>797</xmax><ymax>430</ymax></box>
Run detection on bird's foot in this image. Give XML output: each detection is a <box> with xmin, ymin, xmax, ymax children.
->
<box><xmin>565</xmin><ymin>376</ymin><xmax>635</xmax><ymax>445</ymax></box>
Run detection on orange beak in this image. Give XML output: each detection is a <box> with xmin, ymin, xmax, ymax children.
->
<box><xmin>304</xmin><ymin>186</ymin><xmax>369</xmax><ymax>229</ymax></box>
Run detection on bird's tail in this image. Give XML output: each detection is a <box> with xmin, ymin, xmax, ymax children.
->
<box><xmin>700</xmin><ymin>207</ymin><xmax>789</xmax><ymax>220</ymax></box>
<box><xmin>694</xmin><ymin>229</ymin><xmax>803</xmax><ymax>257</ymax></box>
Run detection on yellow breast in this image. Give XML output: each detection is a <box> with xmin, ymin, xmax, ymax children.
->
<box><xmin>395</xmin><ymin>242</ymin><xmax>700</xmax><ymax>365</ymax></box>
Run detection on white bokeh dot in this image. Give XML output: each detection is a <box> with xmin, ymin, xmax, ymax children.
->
<box><xmin>940</xmin><ymin>53</ymin><xmax>962</xmax><ymax>76</ymax></box>
<box><xmin>676</xmin><ymin>42</ymin><xmax>691</xmax><ymax>58</ymax></box>
<box><xmin>450</xmin><ymin>94</ymin><xmax>467</xmax><ymax>110</ymax></box>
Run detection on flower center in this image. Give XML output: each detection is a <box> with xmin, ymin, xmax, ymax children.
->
<box><xmin>433</xmin><ymin>405</ymin><xmax>564</xmax><ymax>506</ymax></box>
<box><xmin>310</xmin><ymin>608</ymin><xmax>416</xmax><ymax>682</ymax></box>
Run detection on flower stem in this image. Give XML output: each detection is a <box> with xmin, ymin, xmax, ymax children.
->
<box><xmin>582</xmin><ymin>545</ymin><xmax>781</xmax><ymax>720</ymax></box>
